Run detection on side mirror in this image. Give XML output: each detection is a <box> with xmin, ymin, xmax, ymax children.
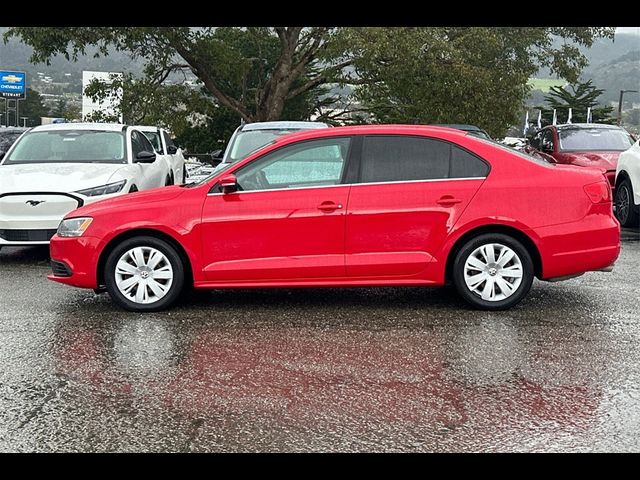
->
<box><xmin>220</xmin><ymin>174</ymin><xmax>238</xmax><ymax>194</ymax></box>
<box><xmin>167</xmin><ymin>145</ymin><xmax>178</xmax><ymax>155</ymax></box>
<box><xmin>135</xmin><ymin>150</ymin><xmax>157</xmax><ymax>163</ymax></box>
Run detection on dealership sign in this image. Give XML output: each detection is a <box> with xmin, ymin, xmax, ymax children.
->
<box><xmin>0</xmin><ymin>71</ymin><xmax>26</xmax><ymax>99</ymax></box>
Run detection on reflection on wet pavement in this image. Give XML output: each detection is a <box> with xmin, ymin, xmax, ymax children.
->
<box><xmin>0</xmin><ymin>230</ymin><xmax>639</xmax><ymax>451</ymax></box>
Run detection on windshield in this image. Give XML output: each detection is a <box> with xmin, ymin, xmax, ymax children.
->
<box><xmin>0</xmin><ymin>131</ymin><xmax>23</xmax><ymax>153</ymax></box>
<box><xmin>141</xmin><ymin>131</ymin><xmax>162</xmax><ymax>153</ymax></box>
<box><xmin>4</xmin><ymin>130</ymin><xmax>126</xmax><ymax>165</ymax></box>
<box><xmin>226</xmin><ymin>129</ymin><xmax>301</xmax><ymax>163</ymax></box>
<box><xmin>558</xmin><ymin>127</ymin><xmax>634</xmax><ymax>151</ymax></box>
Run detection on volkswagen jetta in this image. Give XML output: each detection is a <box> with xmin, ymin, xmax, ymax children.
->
<box><xmin>48</xmin><ymin>125</ymin><xmax>620</xmax><ymax>311</ymax></box>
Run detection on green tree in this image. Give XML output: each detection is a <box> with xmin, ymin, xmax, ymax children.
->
<box><xmin>16</xmin><ymin>87</ymin><xmax>49</xmax><ymax>126</ymax></box>
<box><xmin>50</xmin><ymin>98</ymin><xmax>81</xmax><ymax>121</ymax></box>
<box><xmin>4</xmin><ymin>27</ymin><xmax>614</xmax><ymax>139</ymax></box>
<box><xmin>4</xmin><ymin>27</ymin><xmax>351</xmax><ymax>123</ymax></box>
<box><xmin>342</xmin><ymin>27</ymin><xmax>614</xmax><ymax>136</ymax></box>
<box><xmin>540</xmin><ymin>79</ymin><xmax>615</xmax><ymax>125</ymax></box>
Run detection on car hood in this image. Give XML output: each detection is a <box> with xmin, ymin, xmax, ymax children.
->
<box><xmin>71</xmin><ymin>185</ymin><xmax>186</xmax><ymax>217</ymax></box>
<box><xmin>556</xmin><ymin>151</ymin><xmax>621</xmax><ymax>170</ymax></box>
<box><xmin>0</xmin><ymin>162</ymin><xmax>129</xmax><ymax>193</ymax></box>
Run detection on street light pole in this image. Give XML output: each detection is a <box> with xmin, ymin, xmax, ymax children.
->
<box><xmin>618</xmin><ymin>89</ymin><xmax>639</xmax><ymax>126</ymax></box>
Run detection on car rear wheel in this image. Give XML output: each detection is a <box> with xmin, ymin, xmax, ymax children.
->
<box><xmin>615</xmin><ymin>178</ymin><xmax>639</xmax><ymax>227</ymax></box>
<box><xmin>452</xmin><ymin>233</ymin><xmax>533</xmax><ymax>310</ymax></box>
<box><xmin>104</xmin><ymin>236</ymin><xmax>184</xmax><ymax>312</ymax></box>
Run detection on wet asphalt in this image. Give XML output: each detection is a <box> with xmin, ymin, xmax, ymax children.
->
<box><xmin>0</xmin><ymin>230</ymin><xmax>639</xmax><ymax>452</ymax></box>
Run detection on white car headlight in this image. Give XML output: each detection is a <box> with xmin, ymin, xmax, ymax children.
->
<box><xmin>57</xmin><ymin>217</ymin><xmax>93</xmax><ymax>238</ymax></box>
<box><xmin>75</xmin><ymin>180</ymin><xmax>127</xmax><ymax>197</ymax></box>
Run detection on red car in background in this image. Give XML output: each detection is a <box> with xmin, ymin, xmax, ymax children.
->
<box><xmin>524</xmin><ymin>123</ymin><xmax>635</xmax><ymax>189</ymax></box>
<box><xmin>48</xmin><ymin>125</ymin><xmax>620</xmax><ymax>312</ymax></box>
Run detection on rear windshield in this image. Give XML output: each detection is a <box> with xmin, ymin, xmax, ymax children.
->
<box><xmin>472</xmin><ymin>136</ymin><xmax>554</xmax><ymax>167</ymax></box>
<box><xmin>4</xmin><ymin>130</ymin><xmax>126</xmax><ymax>164</ymax></box>
<box><xmin>558</xmin><ymin>127</ymin><xmax>634</xmax><ymax>151</ymax></box>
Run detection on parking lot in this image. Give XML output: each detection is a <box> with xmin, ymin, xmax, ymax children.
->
<box><xmin>0</xmin><ymin>229</ymin><xmax>638</xmax><ymax>452</ymax></box>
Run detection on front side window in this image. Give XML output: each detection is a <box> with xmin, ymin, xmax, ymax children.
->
<box><xmin>4</xmin><ymin>130</ymin><xmax>125</xmax><ymax>164</ymax></box>
<box><xmin>234</xmin><ymin>137</ymin><xmax>351</xmax><ymax>192</ymax></box>
<box><xmin>359</xmin><ymin>135</ymin><xmax>489</xmax><ymax>184</ymax></box>
<box><xmin>558</xmin><ymin>127</ymin><xmax>634</xmax><ymax>151</ymax></box>
<box><xmin>141</xmin><ymin>130</ymin><xmax>163</xmax><ymax>153</ymax></box>
<box><xmin>131</xmin><ymin>130</ymin><xmax>155</xmax><ymax>158</ymax></box>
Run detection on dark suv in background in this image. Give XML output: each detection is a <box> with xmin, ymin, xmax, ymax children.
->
<box><xmin>0</xmin><ymin>127</ymin><xmax>29</xmax><ymax>160</ymax></box>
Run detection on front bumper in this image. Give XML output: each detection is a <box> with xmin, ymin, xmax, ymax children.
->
<box><xmin>48</xmin><ymin>235</ymin><xmax>105</xmax><ymax>289</ymax></box>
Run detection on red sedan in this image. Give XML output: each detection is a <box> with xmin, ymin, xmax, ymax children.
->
<box><xmin>524</xmin><ymin>123</ymin><xmax>635</xmax><ymax>189</ymax></box>
<box><xmin>48</xmin><ymin>125</ymin><xmax>620</xmax><ymax>311</ymax></box>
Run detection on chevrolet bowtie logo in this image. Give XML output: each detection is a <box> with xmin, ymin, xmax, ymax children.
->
<box><xmin>26</xmin><ymin>200</ymin><xmax>45</xmax><ymax>206</ymax></box>
<box><xmin>2</xmin><ymin>75</ymin><xmax>22</xmax><ymax>83</ymax></box>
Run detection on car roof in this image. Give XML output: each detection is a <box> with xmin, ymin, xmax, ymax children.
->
<box><xmin>434</xmin><ymin>124</ymin><xmax>485</xmax><ymax>132</ymax></box>
<box><xmin>29</xmin><ymin>123</ymin><xmax>126</xmax><ymax>133</ymax></box>
<box><xmin>270</xmin><ymin>124</ymin><xmax>468</xmax><ymax>145</ymax></box>
<box><xmin>131</xmin><ymin>125</ymin><xmax>161</xmax><ymax>132</ymax></box>
<box><xmin>240</xmin><ymin>121</ymin><xmax>329</xmax><ymax>132</ymax></box>
<box><xmin>555</xmin><ymin>123</ymin><xmax>623</xmax><ymax>130</ymax></box>
<box><xmin>0</xmin><ymin>127</ymin><xmax>29</xmax><ymax>133</ymax></box>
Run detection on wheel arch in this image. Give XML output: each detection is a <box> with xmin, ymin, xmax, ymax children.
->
<box><xmin>615</xmin><ymin>169</ymin><xmax>630</xmax><ymax>188</ymax></box>
<box><xmin>97</xmin><ymin>228</ymin><xmax>194</xmax><ymax>288</ymax></box>
<box><xmin>444</xmin><ymin>224</ymin><xmax>543</xmax><ymax>283</ymax></box>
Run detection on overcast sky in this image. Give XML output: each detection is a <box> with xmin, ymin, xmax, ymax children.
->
<box><xmin>616</xmin><ymin>27</ymin><xmax>640</xmax><ymax>35</ymax></box>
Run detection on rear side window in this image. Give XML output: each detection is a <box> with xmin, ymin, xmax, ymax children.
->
<box><xmin>451</xmin><ymin>146</ymin><xmax>490</xmax><ymax>178</ymax></box>
<box><xmin>360</xmin><ymin>135</ymin><xmax>488</xmax><ymax>183</ymax></box>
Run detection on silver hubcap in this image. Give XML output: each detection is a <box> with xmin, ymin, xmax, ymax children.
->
<box><xmin>115</xmin><ymin>247</ymin><xmax>173</xmax><ymax>304</ymax></box>
<box><xmin>464</xmin><ymin>243</ymin><xmax>523</xmax><ymax>302</ymax></box>
<box><xmin>616</xmin><ymin>185</ymin><xmax>630</xmax><ymax>223</ymax></box>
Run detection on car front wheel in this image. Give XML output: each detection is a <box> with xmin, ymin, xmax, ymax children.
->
<box><xmin>104</xmin><ymin>236</ymin><xmax>185</xmax><ymax>312</ymax></box>
<box><xmin>615</xmin><ymin>178</ymin><xmax>639</xmax><ymax>228</ymax></box>
<box><xmin>452</xmin><ymin>233</ymin><xmax>534</xmax><ymax>310</ymax></box>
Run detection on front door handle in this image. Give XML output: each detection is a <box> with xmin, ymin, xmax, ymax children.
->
<box><xmin>318</xmin><ymin>201</ymin><xmax>343</xmax><ymax>212</ymax></box>
<box><xmin>436</xmin><ymin>195</ymin><xmax>462</xmax><ymax>206</ymax></box>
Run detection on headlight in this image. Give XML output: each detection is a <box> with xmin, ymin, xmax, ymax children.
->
<box><xmin>57</xmin><ymin>217</ymin><xmax>93</xmax><ymax>237</ymax></box>
<box><xmin>75</xmin><ymin>180</ymin><xmax>126</xmax><ymax>197</ymax></box>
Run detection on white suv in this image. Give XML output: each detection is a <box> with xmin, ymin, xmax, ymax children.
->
<box><xmin>133</xmin><ymin>125</ymin><xmax>186</xmax><ymax>185</ymax></box>
<box><xmin>0</xmin><ymin>123</ymin><xmax>175</xmax><ymax>248</ymax></box>
<box><xmin>615</xmin><ymin>139</ymin><xmax>640</xmax><ymax>228</ymax></box>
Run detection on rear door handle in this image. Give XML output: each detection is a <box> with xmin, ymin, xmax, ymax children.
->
<box><xmin>436</xmin><ymin>195</ymin><xmax>462</xmax><ymax>206</ymax></box>
<box><xmin>318</xmin><ymin>201</ymin><xmax>343</xmax><ymax>212</ymax></box>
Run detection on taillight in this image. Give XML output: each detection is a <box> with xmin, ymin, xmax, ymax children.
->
<box><xmin>583</xmin><ymin>181</ymin><xmax>611</xmax><ymax>203</ymax></box>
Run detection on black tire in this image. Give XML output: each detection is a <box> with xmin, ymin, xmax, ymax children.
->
<box><xmin>452</xmin><ymin>233</ymin><xmax>534</xmax><ymax>311</ymax></box>
<box><xmin>615</xmin><ymin>178</ymin><xmax>639</xmax><ymax>228</ymax></box>
<box><xmin>104</xmin><ymin>236</ymin><xmax>185</xmax><ymax>312</ymax></box>
<box><xmin>129</xmin><ymin>185</ymin><xmax>138</xmax><ymax>193</ymax></box>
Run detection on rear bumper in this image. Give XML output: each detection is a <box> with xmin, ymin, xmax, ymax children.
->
<box><xmin>537</xmin><ymin>208</ymin><xmax>620</xmax><ymax>279</ymax></box>
<box><xmin>48</xmin><ymin>235</ymin><xmax>104</xmax><ymax>289</ymax></box>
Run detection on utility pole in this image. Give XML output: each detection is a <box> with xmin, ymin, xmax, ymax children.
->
<box><xmin>618</xmin><ymin>89</ymin><xmax>639</xmax><ymax>126</ymax></box>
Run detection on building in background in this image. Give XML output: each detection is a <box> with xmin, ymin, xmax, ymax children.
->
<box><xmin>81</xmin><ymin>71</ymin><xmax>123</xmax><ymax>122</ymax></box>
